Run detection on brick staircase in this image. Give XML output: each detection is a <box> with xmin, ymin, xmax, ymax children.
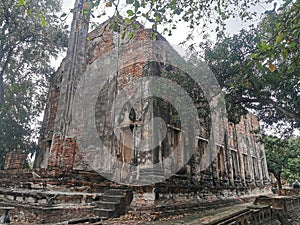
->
<box><xmin>93</xmin><ymin>188</ymin><xmax>133</xmax><ymax>219</ymax></box>
<box><xmin>0</xmin><ymin>169</ymin><xmax>134</xmax><ymax>224</ymax></box>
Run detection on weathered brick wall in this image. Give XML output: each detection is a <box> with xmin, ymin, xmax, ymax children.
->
<box><xmin>36</xmin><ymin>19</ymin><xmax>270</xmax><ymax>192</ymax></box>
<box><xmin>208</xmin><ymin>113</ymin><xmax>269</xmax><ymax>187</ymax></box>
<box><xmin>4</xmin><ymin>151</ymin><xmax>28</xmax><ymax>170</ymax></box>
<box><xmin>37</xmin><ymin>23</ymin><xmax>174</xmax><ymax>171</ymax></box>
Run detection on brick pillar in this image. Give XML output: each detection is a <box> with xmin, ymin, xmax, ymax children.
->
<box><xmin>62</xmin><ymin>138</ymin><xmax>77</xmax><ymax>169</ymax></box>
<box><xmin>48</xmin><ymin>134</ymin><xmax>63</xmax><ymax>168</ymax></box>
<box><xmin>4</xmin><ymin>151</ymin><xmax>28</xmax><ymax>170</ymax></box>
<box><xmin>47</xmin><ymin>134</ymin><xmax>79</xmax><ymax>170</ymax></box>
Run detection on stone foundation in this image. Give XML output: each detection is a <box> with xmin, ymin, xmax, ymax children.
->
<box><xmin>279</xmin><ymin>188</ymin><xmax>300</xmax><ymax>196</ymax></box>
<box><xmin>129</xmin><ymin>183</ymin><xmax>272</xmax><ymax>212</ymax></box>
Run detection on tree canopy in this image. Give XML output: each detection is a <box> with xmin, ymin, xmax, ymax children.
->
<box><xmin>0</xmin><ymin>0</ymin><xmax>67</xmax><ymax>168</ymax></box>
<box><xmin>264</xmin><ymin>135</ymin><xmax>300</xmax><ymax>190</ymax></box>
<box><xmin>204</xmin><ymin>0</ymin><xmax>299</xmax><ymax>135</ymax></box>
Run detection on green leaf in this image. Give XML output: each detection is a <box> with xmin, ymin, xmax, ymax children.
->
<box><xmin>109</xmin><ymin>22</ymin><xmax>120</xmax><ymax>32</ymax></box>
<box><xmin>281</xmin><ymin>48</ymin><xmax>288</xmax><ymax>59</ymax></box>
<box><xmin>275</xmin><ymin>34</ymin><xmax>281</xmax><ymax>44</ymax></box>
<box><xmin>60</xmin><ymin>12</ymin><xmax>67</xmax><ymax>18</ymax></box>
<box><xmin>276</xmin><ymin>22</ymin><xmax>281</xmax><ymax>30</ymax></box>
<box><xmin>18</xmin><ymin>0</ymin><xmax>26</xmax><ymax>6</ymax></box>
<box><xmin>126</xmin><ymin>0</ymin><xmax>134</xmax><ymax>3</ymax></box>
<box><xmin>132</xmin><ymin>23</ymin><xmax>140</xmax><ymax>29</ymax></box>
<box><xmin>134</xmin><ymin>0</ymin><xmax>140</xmax><ymax>11</ymax></box>
<box><xmin>152</xmin><ymin>32</ymin><xmax>158</xmax><ymax>40</ymax></box>
<box><xmin>275</xmin><ymin>33</ymin><xmax>285</xmax><ymax>44</ymax></box>
<box><xmin>125</xmin><ymin>17</ymin><xmax>131</xmax><ymax>24</ymax></box>
<box><xmin>256</xmin><ymin>62</ymin><xmax>263</xmax><ymax>69</ymax></box>
<box><xmin>129</xmin><ymin>31</ymin><xmax>134</xmax><ymax>39</ymax></box>
<box><xmin>83</xmin><ymin>9</ymin><xmax>89</xmax><ymax>15</ymax></box>
<box><xmin>155</xmin><ymin>15</ymin><xmax>161</xmax><ymax>22</ymax></box>
<box><xmin>26</xmin><ymin>9</ymin><xmax>32</xmax><ymax>16</ymax></box>
<box><xmin>260</xmin><ymin>41</ymin><xmax>267</xmax><ymax>50</ymax></box>
<box><xmin>243</xmin><ymin>81</ymin><xmax>250</xmax><ymax>88</ymax></box>
<box><xmin>121</xmin><ymin>31</ymin><xmax>126</xmax><ymax>39</ymax></box>
<box><xmin>173</xmin><ymin>8</ymin><xmax>182</xmax><ymax>15</ymax></box>
<box><xmin>127</xmin><ymin>10</ymin><xmax>134</xmax><ymax>16</ymax></box>
<box><xmin>250</xmin><ymin>53</ymin><xmax>257</xmax><ymax>59</ymax></box>
<box><xmin>40</xmin><ymin>17</ymin><xmax>46</xmax><ymax>27</ymax></box>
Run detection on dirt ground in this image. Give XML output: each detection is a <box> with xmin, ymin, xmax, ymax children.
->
<box><xmin>100</xmin><ymin>203</ymin><xmax>251</xmax><ymax>225</ymax></box>
<box><xmin>98</xmin><ymin>203</ymin><xmax>300</xmax><ymax>225</ymax></box>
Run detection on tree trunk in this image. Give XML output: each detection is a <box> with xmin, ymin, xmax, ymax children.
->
<box><xmin>0</xmin><ymin>47</ymin><xmax>14</xmax><ymax>107</ymax></box>
<box><xmin>275</xmin><ymin>172</ymin><xmax>282</xmax><ymax>191</ymax></box>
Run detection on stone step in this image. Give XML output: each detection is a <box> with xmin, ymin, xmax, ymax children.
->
<box><xmin>210</xmin><ymin>209</ymin><xmax>250</xmax><ymax>225</ymax></box>
<box><xmin>93</xmin><ymin>188</ymin><xmax>133</xmax><ymax>219</ymax></box>
<box><xmin>93</xmin><ymin>208</ymin><xmax>115</xmax><ymax>218</ymax></box>
<box><xmin>0</xmin><ymin>187</ymin><xmax>104</xmax><ymax>206</ymax></box>
<box><xmin>154</xmin><ymin>200</ymin><xmax>239</xmax><ymax>213</ymax></box>
<box><xmin>104</xmin><ymin>188</ymin><xmax>131</xmax><ymax>196</ymax></box>
<box><xmin>129</xmin><ymin>174</ymin><xmax>167</xmax><ymax>185</ymax></box>
<box><xmin>67</xmin><ymin>216</ymin><xmax>107</xmax><ymax>224</ymax></box>
<box><xmin>97</xmin><ymin>200</ymin><xmax>119</xmax><ymax>210</ymax></box>
<box><xmin>100</xmin><ymin>195</ymin><xmax>125</xmax><ymax>203</ymax></box>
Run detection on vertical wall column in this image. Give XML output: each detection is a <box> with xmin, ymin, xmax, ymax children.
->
<box><xmin>48</xmin><ymin>0</ymin><xmax>91</xmax><ymax>170</ymax></box>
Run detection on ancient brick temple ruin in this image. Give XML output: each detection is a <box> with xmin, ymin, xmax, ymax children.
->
<box><xmin>32</xmin><ymin>15</ymin><xmax>271</xmax><ymax>204</ymax></box>
<box><xmin>2</xmin><ymin>0</ymin><xmax>299</xmax><ymax>222</ymax></box>
<box><xmin>0</xmin><ymin>15</ymin><xmax>275</xmax><ymax>224</ymax></box>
